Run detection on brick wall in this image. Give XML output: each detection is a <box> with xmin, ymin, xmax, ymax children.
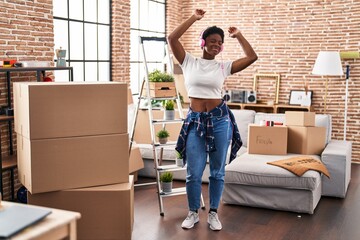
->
<box><xmin>166</xmin><ymin>0</ymin><xmax>360</xmax><ymax>163</ymax></box>
<box><xmin>111</xmin><ymin>0</ymin><xmax>130</xmax><ymax>83</ymax></box>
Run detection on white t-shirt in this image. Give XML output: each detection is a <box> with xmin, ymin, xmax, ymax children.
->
<box><xmin>180</xmin><ymin>52</ymin><xmax>233</xmax><ymax>99</ymax></box>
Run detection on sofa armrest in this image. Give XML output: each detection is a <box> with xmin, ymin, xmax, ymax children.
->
<box><xmin>321</xmin><ymin>140</ymin><xmax>352</xmax><ymax>198</ymax></box>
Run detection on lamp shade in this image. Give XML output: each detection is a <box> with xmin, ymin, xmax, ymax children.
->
<box><xmin>312</xmin><ymin>51</ymin><xmax>344</xmax><ymax>76</ymax></box>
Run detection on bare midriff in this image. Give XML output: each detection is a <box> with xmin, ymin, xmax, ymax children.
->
<box><xmin>189</xmin><ymin>97</ymin><xmax>222</xmax><ymax>112</ymax></box>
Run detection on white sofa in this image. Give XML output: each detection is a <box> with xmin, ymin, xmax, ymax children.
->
<box><xmin>137</xmin><ymin>109</ymin><xmax>352</xmax><ymax>214</ymax></box>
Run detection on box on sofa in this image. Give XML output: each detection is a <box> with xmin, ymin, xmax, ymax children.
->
<box><xmin>287</xmin><ymin>126</ymin><xmax>326</xmax><ymax>155</ymax></box>
<box><xmin>248</xmin><ymin>124</ymin><xmax>288</xmax><ymax>155</ymax></box>
<box><xmin>285</xmin><ymin>111</ymin><xmax>315</xmax><ymax>126</ymax></box>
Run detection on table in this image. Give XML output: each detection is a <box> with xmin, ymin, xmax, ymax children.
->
<box><xmin>0</xmin><ymin>201</ymin><xmax>81</xmax><ymax>240</ymax></box>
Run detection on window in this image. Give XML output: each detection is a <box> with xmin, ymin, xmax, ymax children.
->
<box><xmin>130</xmin><ymin>0</ymin><xmax>166</xmax><ymax>95</ymax></box>
<box><xmin>53</xmin><ymin>0</ymin><xmax>111</xmax><ymax>82</ymax></box>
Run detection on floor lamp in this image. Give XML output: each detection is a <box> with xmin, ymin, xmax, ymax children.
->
<box><xmin>312</xmin><ymin>51</ymin><xmax>344</xmax><ymax>114</ymax></box>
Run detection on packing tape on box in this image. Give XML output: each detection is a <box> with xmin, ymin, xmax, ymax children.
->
<box><xmin>266</xmin><ymin>121</ymin><xmax>274</xmax><ymax>127</ymax></box>
<box><xmin>260</xmin><ymin>120</ymin><xmax>283</xmax><ymax>127</ymax></box>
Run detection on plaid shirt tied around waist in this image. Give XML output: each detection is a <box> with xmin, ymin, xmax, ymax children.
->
<box><xmin>175</xmin><ymin>101</ymin><xmax>242</xmax><ymax>166</ymax></box>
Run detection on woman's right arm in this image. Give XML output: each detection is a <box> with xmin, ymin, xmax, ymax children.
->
<box><xmin>167</xmin><ymin>9</ymin><xmax>206</xmax><ymax>65</ymax></box>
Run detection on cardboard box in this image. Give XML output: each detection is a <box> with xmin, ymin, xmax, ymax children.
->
<box><xmin>128</xmin><ymin>87</ymin><xmax>133</xmax><ymax>104</ymax></box>
<box><xmin>248</xmin><ymin>124</ymin><xmax>288</xmax><ymax>155</ymax></box>
<box><xmin>17</xmin><ymin>133</ymin><xmax>129</xmax><ymax>194</ymax></box>
<box><xmin>14</xmin><ymin>82</ymin><xmax>128</xmax><ymax>140</ymax></box>
<box><xmin>134</xmin><ymin>109</ymin><xmax>186</xmax><ymax>144</ymax></box>
<box><xmin>129</xmin><ymin>145</ymin><xmax>144</xmax><ymax>173</ymax></box>
<box><xmin>28</xmin><ymin>176</ymin><xmax>134</xmax><ymax>240</ymax></box>
<box><xmin>287</xmin><ymin>126</ymin><xmax>326</xmax><ymax>155</ymax></box>
<box><xmin>285</xmin><ymin>111</ymin><xmax>315</xmax><ymax>127</ymax></box>
<box><xmin>173</xmin><ymin>74</ymin><xmax>190</xmax><ymax>103</ymax></box>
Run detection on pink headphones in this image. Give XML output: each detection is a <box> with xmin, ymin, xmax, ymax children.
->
<box><xmin>199</xmin><ymin>30</ymin><xmax>224</xmax><ymax>52</ymax></box>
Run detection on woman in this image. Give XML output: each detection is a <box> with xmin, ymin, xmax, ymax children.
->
<box><xmin>168</xmin><ymin>9</ymin><xmax>257</xmax><ymax>231</ymax></box>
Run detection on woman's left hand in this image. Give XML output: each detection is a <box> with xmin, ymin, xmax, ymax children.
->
<box><xmin>228</xmin><ymin>27</ymin><xmax>241</xmax><ymax>38</ymax></box>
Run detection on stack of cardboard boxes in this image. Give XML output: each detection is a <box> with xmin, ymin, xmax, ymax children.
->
<box><xmin>14</xmin><ymin>82</ymin><xmax>136</xmax><ymax>240</ymax></box>
<box><xmin>248</xmin><ymin>111</ymin><xmax>326</xmax><ymax>155</ymax></box>
<box><xmin>286</xmin><ymin>111</ymin><xmax>326</xmax><ymax>155</ymax></box>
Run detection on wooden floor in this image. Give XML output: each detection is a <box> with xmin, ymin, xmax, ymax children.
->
<box><xmin>132</xmin><ymin>164</ymin><xmax>360</xmax><ymax>240</ymax></box>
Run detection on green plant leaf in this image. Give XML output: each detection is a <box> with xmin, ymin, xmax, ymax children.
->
<box><xmin>156</xmin><ymin>129</ymin><xmax>170</xmax><ymax>138</ymax></box>
<box><xmin>160</xmin><ymin>172</ymin><xmax>173</xmax><ymax>182</ymax></box>
<box><xmin>148</xmin><ymin>69</ymin><xmax>174</xmax><ymax>82</ymax></box>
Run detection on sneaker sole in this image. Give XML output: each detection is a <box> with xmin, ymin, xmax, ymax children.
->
<box><xmin>207</xmin><ymin>220</ymin><xmax>222</xmax><ymax>231</ymax></box>
<box><xmin>182</xmin><ymin>219</ymin><xmax>199</xmax><ymax>229</ymax></box>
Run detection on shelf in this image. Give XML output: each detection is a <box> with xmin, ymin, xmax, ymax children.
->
<box><xmin>0</xmin><ymin>66</ymin><xmax>73</xmax><ymax>72</ymax></box>
<box><xmin>0</xmin><ymin>115</ymin><xmax>14</xmax><ymax>122</ymax></box>
<box><xmin>0</xmin><ymin>66</ymin><xmax>74</xmax><ymax>83</ymax></box>
<box><xmin>226</xmin><ymin>103</ymin><xmax>313</xmax><ymax>113</ymax></box>
<box><xmin>2</xmin><ymin>154</ymin><xmax>17</xmax><ymax>170</ymax></box>
<box><xmin>0</xmin><ymin>66</ymin><xmax>74</xmax><ymax>200</ymax></box>
<box><xmin>160</xmin><ymin>187</ymin><xmax>186</xmax><ymax>197</ymax></box>
<box><xmin>157</xmin><ymin>164</ymin><xmax>185</xmax><ymax>172</ymax></box>
<box><xmin>152</xmin><ymin>119</ymin><xmax>183</xmax><ymax>124</ymax></box>
<box><xmin>1</xmin><ymin>154</ymin><xmax>17</xmax><ymax>201</ymax></box>
<box><xmin>275</xmin><ymin>104</ymin><xmax>313</xmax><ymax>113</ymax></box>
<box><xmin>154</xmin><ymin>141</ymin><xmax>177</xmax><ymax>147</ymax></box>
<box><xmin>139</xmin><ymin>96</ymin><xmax>178</xmax><ymax>101</ymax></box>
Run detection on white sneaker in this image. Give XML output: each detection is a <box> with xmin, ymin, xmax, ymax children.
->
<box><xmin>207</xmin><ymin>211</ymin><xmax>222</xmax><ymax>231</ymax></box>
<box><xmin>181</xmin><ymin>211</ymin><xmax>199</xmax><ymax>229</ymax></box>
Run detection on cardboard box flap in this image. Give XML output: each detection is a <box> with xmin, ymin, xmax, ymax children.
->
<box><xmin>129</xmin><ymin>146</ymin><xmax>144</xmax><ymax>173</ymax></box>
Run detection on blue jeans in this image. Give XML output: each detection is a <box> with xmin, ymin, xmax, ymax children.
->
<box><xmin>185</xmin><ymin>112</ymin><xmax>233</xmax><ymax>211</ymax></box>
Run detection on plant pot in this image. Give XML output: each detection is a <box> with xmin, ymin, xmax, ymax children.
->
<box><xmin>158</xmin><ymin>137</ymin><xmax>168</xmax><ymax>144</ymax></box>
<box><xmin>161</xmin><ymin>181</ymin><xmax>173</xmax><ymax>193</ymax></box>
<box><xmin>164</xmin><ymin>110</ymin><xmax>175</xmax><ymax>120</ymax></box>
<box><xmin>175</xmin><ymin>157</ymin><xmax>183</xmax><ymax>167</ymax></box>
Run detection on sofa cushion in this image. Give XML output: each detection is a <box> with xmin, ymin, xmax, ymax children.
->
<box><xmin>231</xmin><ymin>110</ymin><xmax>256</xmax><ymax>147</ymax></box>
<box><xmin>225</xmin><ymin>153</ymin><xmax>322</xmax><ymax>191</ymax></box>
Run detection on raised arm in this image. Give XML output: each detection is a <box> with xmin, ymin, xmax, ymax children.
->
<box><xmin>228</xmin><ymin>27</ymin><xmax>258</xmax><ymax>74</ymax></box>
<box><xmin>167</xmin><ymin>9</ymin><xmax>206</xmax><ymax>65</ymax></box>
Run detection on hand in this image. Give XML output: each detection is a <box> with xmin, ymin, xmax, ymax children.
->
<box><xmin>228</xmin><ymin>27</ymin><xmax>241</xmax><ymax>38</ymax></box>
<box><xmin>194</xmin><ymin>9</ymin><xmax>206</xmax><ymax>20</ymax></box>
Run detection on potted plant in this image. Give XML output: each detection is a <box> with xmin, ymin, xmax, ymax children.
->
<box><xmin>156</xmin><ymin>129</ymin><xmax>170</xmax><ymax>144</ymax></box>
<box><xmin>160</xmin><ymin>172</ymin><xmax>173</xmax><ymax>193</ymax></box>
<box><xmin>147</xmin><ymin>69</ymin><xmax>176</xmax><ymax>98</ymax></box>
<box><xmin>164</xmin><ymin>100</ymin><xmax>175</xmax><ymax>120</ymax></box>
<box><xmin>175</xmin><ymin>150</ymin><xmax>183</xmax><ymax>167</ymax></box>
<box><xmin>149</xmin><ymin>69</ymin><xmax>174</xmax><ymax>82</ymax></box>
